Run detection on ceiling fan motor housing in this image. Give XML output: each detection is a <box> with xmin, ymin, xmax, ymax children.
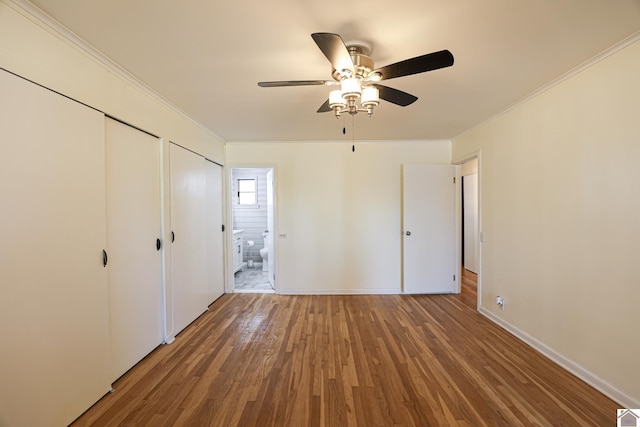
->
<box><xmin>332</xmin><ymin>45</ymin><xmax>374</xmax><ymax>81</ymax></box>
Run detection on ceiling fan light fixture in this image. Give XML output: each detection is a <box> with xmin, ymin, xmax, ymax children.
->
<box><xmin>329</xmin><ymin>89</ymin><xmax>346</xmax><ymax>108</ymax></box>
<box><xmin>361</xmin><ymin>86</ymin><xmax>379</xmax><ymax>117</ymax></box>
<box><xmin>341</xmin><ymin>77</ymin><xmax>361</xmax><ymax>99</ymax></box>
<box><xmin>361</xmin><ymin>86</ymin><xmax>380</xmax><ymax>106</ymax></box>
<box><xmin>257</xmin><ymin>33</ymin><xmax>454</xmax><ymax>120</ymax></box>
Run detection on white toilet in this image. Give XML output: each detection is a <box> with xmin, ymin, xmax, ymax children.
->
<box><xmin>259</xmin><ymin>247</ymin><xmax>268</xmax><ymax>271</ymax></box>
<box><xmin>259</xmin><ymin>231</ymin><xmax>269</xmax><ymax>272</ymax></box>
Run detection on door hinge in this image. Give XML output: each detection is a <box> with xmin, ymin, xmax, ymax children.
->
<box><xmin>453</xmin><ymin>177</ymin><xmax>456</xmax><ymax>184</ymax></box>
<box><xmin>453</xmin><ymin>274</ymin><xmax>456</xmax><ymax>281</ymax></box>
<box><xmin>221</xmin><ymin>224</ymin><xmax>225</xmax><ymax>232</ymax></box>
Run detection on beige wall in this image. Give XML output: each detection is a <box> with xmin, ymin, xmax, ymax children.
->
<box><xmin>453</xmin><ymin>38</ymin><xmax>640</xmax><ymax>406</ymax></box>
<box><xmin>227</xmin><ymin>140</ymin><xmax>451</xmax><ymax>293</ymax></box>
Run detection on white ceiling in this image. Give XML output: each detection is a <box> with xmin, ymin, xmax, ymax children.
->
<box><xmin>28</xmin><ymin>0</ymin><xmax>640</xmax><ymax>142</ymax></box>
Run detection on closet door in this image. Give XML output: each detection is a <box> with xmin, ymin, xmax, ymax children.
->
<box><xmin>206</xmin><ymin>160</ymin><xmax>225</xmax><ymax>303</ymax></box>
<box><xmin>170</xmin><ymin>143</ymin><xmax>208</xmax><ymax>334</ymax></box>
<box><xmin>105</xmin><ymin>118</ymin><xmax>164</xmax><ymax>382</ymax></box>
<box><xmin>0</xmin><ymin>70</ymin><xmax>110</xmax><ymax>426</ymax></box>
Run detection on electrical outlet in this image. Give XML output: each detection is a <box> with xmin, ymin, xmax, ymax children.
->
<box><xmin>278</xmin><ymin>233</ymin><xmax>288</xmax><ymax>239</ymax></box>
<box><xmin>496</xmin><ymin>296</ymin><xmax>504</xmax><ymax>310</ymax></box>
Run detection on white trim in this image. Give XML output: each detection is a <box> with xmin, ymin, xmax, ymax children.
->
<box><xmin>226</xmin><ymin>139</ymin><xmax>452</xmax><ymax>145</ymax></box>
<box><xmin>3</xmin><ymin>0</ymin><xmax>223</xmax><ymax>142</ymax></box>
<box><xmin>453</xmin><ymin>150</ymin><xmax>481</xmax><ymax>167</ymax></box>
<box><xmin>233</xmin><ymin>289</ymin><xmax>275</xmax><ymax>294</ymax></box>
<box><xmin>455</xmin><ymin>31</ymin><xmax>640</xmax><ymax>139</ymax></box>
<box><xmin>277</xmin><ymin>288</ymin><xmax>401</xmax><ymax>295</ymax></box>
<box><xmin>479</xmin><ymin>307</ymin><xmax>640</xmax><ymax>409</ymax></box>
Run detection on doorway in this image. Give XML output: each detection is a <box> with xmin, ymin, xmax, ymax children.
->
<box><xmin>458</xmin><ymin>155</ymin><xmax>481</xmax><ymax>309</ymax></box>
<box><xmin>229</xmin><ymin>167</ymin><xmax>275</xmax><ymax>293</ymax></box>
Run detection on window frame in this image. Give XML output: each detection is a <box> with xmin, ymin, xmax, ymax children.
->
<box><xmin>236</xmin><ymin>177</ymin><xmax>259</xmax><ymax>207</ymax></box>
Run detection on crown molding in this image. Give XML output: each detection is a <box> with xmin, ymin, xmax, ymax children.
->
<box><xmin>3</xmin><ymin>0</ymin><xmax>224</xmax><ymax>142</ymax></box>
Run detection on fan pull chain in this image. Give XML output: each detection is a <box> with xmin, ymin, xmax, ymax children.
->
<box><xmin>352</xmin><ymin>114</ymin><xmax>356</xmax><ymax>152</ymax></box>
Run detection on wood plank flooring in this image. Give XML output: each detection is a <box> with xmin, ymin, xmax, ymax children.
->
<box><xmin>72</xmin><ymin>271</ymin><xmax>618</xmax><ymax>426</ymax></box>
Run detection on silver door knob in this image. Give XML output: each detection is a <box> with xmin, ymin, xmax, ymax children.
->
<box><xmin>405</xmin><ymin>231</ymin><xmax>411</xmax><ymax>236</ymax></box>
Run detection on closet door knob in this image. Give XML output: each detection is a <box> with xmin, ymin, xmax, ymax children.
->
<box><xmin>405</xmin><ymin>231</ymin><xmax>412</xmax><ymax>236</ymax></box>
<box><xmin>171</xmin><ymin>231</ymin><xmax>175</xmax><ymax>243</ymax></box>
<box><xmin>156</xmin><ymin>238</ymin><xmax>161</xmax><ymax>251</ymax></box>
<box><xmin>102</xmin><ymin>249</ymin><xmax>108</xmax><ymax>267</ymax></box>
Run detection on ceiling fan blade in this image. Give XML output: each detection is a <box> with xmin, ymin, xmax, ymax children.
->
<box><xmin>311</xmin><ymin>33</ymin><xmax>355</xmax><ymax>75</ymax></box>
<box><xmin>372</xmin><ymin>84</ymin><xmax>418</xmax><ymax>107</ymax></box>
<box><xmin>258</xmin><ymin>80</ymin><xmax>330</xmax><ymax>87</ymax></box>
<box><xmin>317</xmin><ymin>99</ymin><xmax>332</xmax><ymax>113</ymax></box>
<box><xmin>373</xmin><ymin>50</ymin><xmax>454</xmax><ymax>81</ymax></box>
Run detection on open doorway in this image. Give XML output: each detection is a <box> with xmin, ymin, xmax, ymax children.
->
<box><xmin>459</xmin><ymin>155</ymin><xmax>481</xmax><ymax>309</ymax></box>
<box><xmin>230</xmin><ymin>167</ymin><xmax>275</xmax><ymax>293</ymax></box>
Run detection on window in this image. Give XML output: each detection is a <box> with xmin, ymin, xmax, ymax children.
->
<box><xmin>237</xmin><ymin>178</ymin><xmax>257</xmax><ymax>205</ymax></box>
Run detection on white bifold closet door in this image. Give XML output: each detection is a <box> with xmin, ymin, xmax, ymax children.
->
<box><xmin>105</xmin><ymin>118</ymin><xmax>164</xmax><ymax>382</ymax></box>
<box><xmin>0</xmin><ymin>70</ymin><xmax>111</xmax><ymax>426</ymax></box>
<box><xmin>170</xmin><ymin>143</ymin><xmax>208</xmax><ymax>335</ymax></box>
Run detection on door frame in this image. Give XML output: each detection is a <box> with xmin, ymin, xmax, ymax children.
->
<box><xmin>454</xmin><ymin>151</ymin><xmax>482</xmax><ymax>311</ymax></box>
<box><xmin>225</xmin><ymin>164</ymin><xmax>278</xmax><ymax>294</ymax></box>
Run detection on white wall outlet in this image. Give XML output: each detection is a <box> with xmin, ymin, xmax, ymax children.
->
<box><xmin>496</xmin><ymin>296</ymin><xmax>504</xmax><ymax>310</ymax></box>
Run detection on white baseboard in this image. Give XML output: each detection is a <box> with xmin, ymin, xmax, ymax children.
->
<box><xmin>479</xmin><ymin>306</ymin><xmax>639</xmax><ymax>409</ymax></box>
<box><xmin>277</xmin><ymin>288</ymin><xmax>401</xmax><ymax>295</ymax></box>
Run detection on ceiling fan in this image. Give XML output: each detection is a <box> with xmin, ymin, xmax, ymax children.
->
<box><xmin>258</xmin><ymin>32</ymin><xmax>454</xmax><ymax>118</ymax></box>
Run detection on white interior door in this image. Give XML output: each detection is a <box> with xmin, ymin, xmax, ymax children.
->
<box><xmin>206</xmin><ymin>160</ymin><xmax>225</xmax><ymax>303</ymax></box>
<box><xmin>266</xmin><ymin>169</ymin><xmax>275</xmax><ymax>288</ymax></box>
<box><xmin>105</xmin><ymin>118</ymin><xmax>164</xmax><ymax>382</ymax></box>
<box><xmin>403</xmin><ymin>164</ymin><xmax>458</xmax><ymax>294</ymax></box>
<box><xmin>463</xmin><ymin>174</ymin><xmax>479</xmax><ymax>274</ymax></box>
<box><xmin>170</xmin><ymin>143</ymin><xmax>207</xmax><ymax>335</ymax></box>
<box><xmin>0</xmin><ymin>70</ymin><xmax>110</xmax><ymax>426</ymax></box>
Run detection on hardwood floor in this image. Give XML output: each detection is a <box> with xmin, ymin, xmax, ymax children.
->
<box><xmin>72</xmin><ymin>272</ymin><xmax>617</xmax><ymax>426</ymax></box>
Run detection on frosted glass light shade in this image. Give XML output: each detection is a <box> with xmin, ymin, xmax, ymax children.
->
<box><xmin>341</xmin><ymin>77</ymin><xmax>361</xmax><ymax>98</ymax></box>
<box><xmin>361</xmin><ymin>86</ymin><xmax>380</xmax><ymax>106</ymax></box>
<box><xmin>329</xmin><ymin>89</ymin><xmax>346</xmax><ymax>108</ymax></box>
